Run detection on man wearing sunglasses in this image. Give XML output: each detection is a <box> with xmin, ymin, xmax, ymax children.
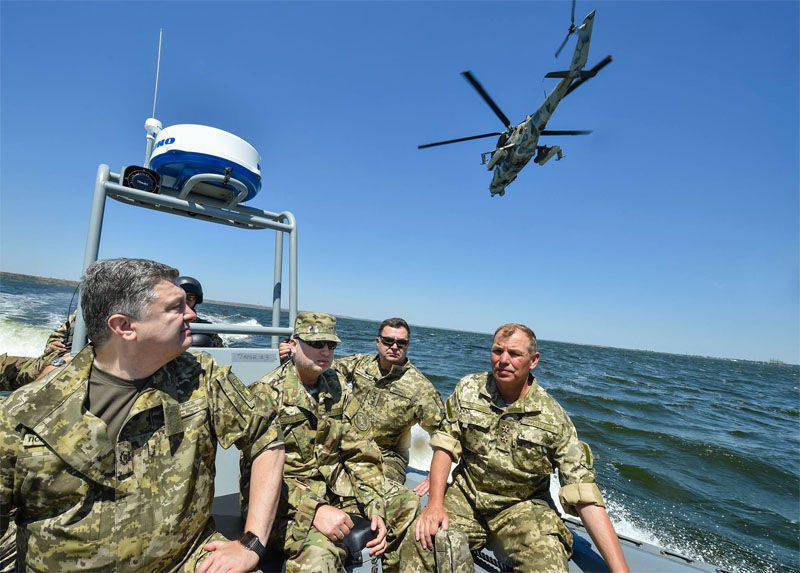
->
<box><xmin>280</xmin><ymin>318</ymin><xmax>444</xmax><ymax>497</ymax></box>
<box><xmin>332</xmin><ymin>319</ymin><xmax>444</xmax><ymax>495</ymax></box>
<box><xmin>242</xmin><ymin>312</ymin><xmax>415</xmax><ymax>572</ymax></box>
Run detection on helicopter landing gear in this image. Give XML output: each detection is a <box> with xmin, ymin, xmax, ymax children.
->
<box><xmin>533</xmin><ymin>145</ymin><xmax>564</xmax><ymax>165</ymax></box>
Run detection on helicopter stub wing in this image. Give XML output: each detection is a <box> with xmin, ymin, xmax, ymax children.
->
<box><xmin>569</xmin><ymin>11</ymin><xmax>595</xmax><ymax>74</ymax></box>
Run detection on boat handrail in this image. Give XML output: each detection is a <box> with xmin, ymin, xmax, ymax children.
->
<box><xmin>71</xmin><ymin>164</ymin><xmax>298</xmax><ymax>352</ymax></box>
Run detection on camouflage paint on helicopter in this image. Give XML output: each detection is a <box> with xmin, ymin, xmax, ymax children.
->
<box><xmin>419</xmin><ymin>7</ymin><xmax>612</xmax><ymax>197</ymax></box>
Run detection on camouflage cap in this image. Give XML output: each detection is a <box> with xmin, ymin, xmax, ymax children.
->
<box><xmin>294</xmin><ymin>311</ymin><xmax>341</xmax><ymax>343</ymax></box>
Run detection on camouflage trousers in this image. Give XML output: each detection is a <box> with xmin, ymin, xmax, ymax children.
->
<box><xmin>399</xmin><ymin>482</ymin><xmax>572</xmax><ymax>573</ymax></box>
<box><xmin>273</xmin><ymin>481</ymin><xmax>419</xmax><ymax>573</ymax></box>
<box><xmin>3</xmin><ymin>524</ymin><xmax>226</xmax><ymax>572</ymax></box>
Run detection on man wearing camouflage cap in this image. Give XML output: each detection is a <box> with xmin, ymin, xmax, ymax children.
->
<box><xmin>401</xmin><ymin>323</ymin><xmax>630</xmax><ymax>572</ymax></box>
<box><xmin>0</xmin><ymin>258</ymin><xmax>285</xmax><ymax>572</ymax></box>
<box><xmin>280</xmin><ymin>317</ymin><xmax>445</xmax><ymax>492</ymax></box>
<box><xmin>242</xmin><ymin>312</ymin><xmax>416</xmax><ymax>572</ymax></box>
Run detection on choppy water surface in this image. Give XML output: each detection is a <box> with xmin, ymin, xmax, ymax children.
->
<box><xmin>1</xmin><ymin>274</ymin><xmax>798</xmax><ymax>572</ymax></box>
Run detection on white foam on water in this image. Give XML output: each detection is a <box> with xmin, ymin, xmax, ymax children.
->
<box><xmin>0</xmin><ymin>318</ymin><xmax>52</xmax><ymax>357</ymax></box>
<box><xmin>196</xmin><ymin>314</ymin><xmax>266</xmax><ymax>346</ymax></box>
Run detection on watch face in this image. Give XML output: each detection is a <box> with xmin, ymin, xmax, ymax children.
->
<box><xmin>238</xmin><ymin>531</ymin><xmax>265</xmax><ymax>557</ymax></box>
<box><xmin>240</xmin><ymin>532</ymin><xmax>256</xmax><ymax>545</ymax></box>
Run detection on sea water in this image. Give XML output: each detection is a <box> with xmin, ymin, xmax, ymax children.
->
<box><xmin>1</xmin><ymin>273</ymin><xmax>797</xmax><ymax>572</ymax></box>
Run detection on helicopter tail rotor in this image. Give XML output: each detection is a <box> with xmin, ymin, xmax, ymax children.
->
<box><xmin>554</xmin><ymin>0</ymin><xmax>577</xmax><ymax>58</ymax></box>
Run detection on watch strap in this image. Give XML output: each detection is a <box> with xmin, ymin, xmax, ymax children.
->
<box><xmin>238</xmin><ymin>531</ymin><xmax>266</xmax><ymax>560</ymax></box>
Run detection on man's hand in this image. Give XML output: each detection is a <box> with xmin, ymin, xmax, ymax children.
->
<box><xmin>415</xmin><ymin>504</ymin><xmax>449</xmax><ymax>550</ymax></box>
<box><xmin>278</xmin><ymin>341</ymin><xmax>292</xmax><ymax>363</ymax></box>
<box><xmin>413</xmin><ymin>476</ymin><xmax>430</xmax><ymax>497</ymax></box>
<box><xmin>366</xmin><ymin>515</ymin><xmax>388</xmax><ymax>556</ymax></box>
<box><xmin>312</xmin><ymin>504</ymin><xmax>354</xmax><ymax>543</ymax></box>
<box><xmin>196</xmin><ymin>540</ymin><xmax>260</xmax><ymax>573</ymax></box>
<box><xmin>46</xmin><ymin>340</ymin><xmax>67</xmax><ymax>353</ymax></box>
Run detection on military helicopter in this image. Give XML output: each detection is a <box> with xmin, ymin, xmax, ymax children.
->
<box><xmin>418</xmin><ymin>1</ymin><xmax>612</xmax><ymax>197</ymax></box>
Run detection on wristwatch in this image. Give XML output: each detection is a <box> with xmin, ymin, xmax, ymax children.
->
<box><xmin>238</xmin><ymin>531</ymin><xmax>266</xmax><ymax>561</ymax></box>
<box><xmin>50</xmin><ymin>357</ymin><xmax>67</xmax><ymax>367</ymax></box>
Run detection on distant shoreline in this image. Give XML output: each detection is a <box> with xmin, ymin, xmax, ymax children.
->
<box><xmin>1</xmin><ymin>271</ymin><xmax>795</xmax><ymax>366</ymax></box>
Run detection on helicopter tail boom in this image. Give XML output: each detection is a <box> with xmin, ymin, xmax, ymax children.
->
<box><xmin>569</xmin><ymin>10</ymin><xmax>595</xmax><ymax>74</ymax></box>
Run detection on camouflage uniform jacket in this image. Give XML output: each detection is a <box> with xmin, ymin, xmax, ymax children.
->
<box><xmin>430</xmin><ymin>372</ymin><xmax>604</xmax><ymax>516</ymax></box>
<box><xmin>0</xmin><ymin>353</ymin><xmax>56</xmax><ymax>392</ymax></box>
<box><xmin>242</xmin><ymin>361</ymin><xmax>385</xmax><ymax>540</ymax></box>
<box><xmin>0</xmin><ymin>345</ymin><xmax>282</xmax><ymax>572</ymax></box>
<box><xmin>334</xmin><ymin>354</ymin><xmax>444</xmax><ymax>484</ymax></box>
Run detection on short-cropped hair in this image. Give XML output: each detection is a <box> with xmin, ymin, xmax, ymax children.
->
<box><xmin>494</xmin><ymin>323</ymin><xmax>537</xmax><ymax>355</ymax></box>
<box><xmin>80</xmin><ymin>258</ymin><xmax>179</xmax><ymax>347</ymax></box>
<box><xmin>378</xmin><ymin>317</ymin><xmax>411</xmax><ymax>338</ymax></box>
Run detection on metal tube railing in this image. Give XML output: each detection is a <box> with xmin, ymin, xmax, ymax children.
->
<box><xmin>72</xmin><ymin>165</ymin><xmax>110</xmax><ymax>353</ymax></box>
<box><xmin>189</xmin><ymin>323</ymin><xmax>292</xmax><ymax>336</ymax></box>
<box><xmin>271</xmin><ymin>231</ymin><xmax>284</xmax><ymax>348</ymax></box>
<box><xmin>72</xmin><ymin>164</ymin><xmax>298</xmax><ymax>351</ymax></box>
<box><xmin>105</xmin><ymin>183</ymin><xmax>294</xmax><ymax>232</ymax></box>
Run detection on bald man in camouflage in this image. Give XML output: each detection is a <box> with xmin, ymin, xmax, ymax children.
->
<box><xmin>401</xmin><ymin>323</ymin><xmax>630</xmax><ymax>572</ymax></box>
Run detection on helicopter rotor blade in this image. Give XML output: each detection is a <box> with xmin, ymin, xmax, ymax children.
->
<box><xmin>418</xmin><ymin>132</ymin><xmax>503</xmax><ymax>150</ymax></box>
<box><xmin>540</xmin><ymin>130</ymin><xmax>593</xmax><ymax>135</ymax></box>
<box><xmin>554</xmin><ymin>31</ymin><xmax>572</xmax><ymax>58</ymax></box>
<box><xmin>461</xmin><ymin>71</ymin><xmax>512</xmax><ymax>128</ymax></box>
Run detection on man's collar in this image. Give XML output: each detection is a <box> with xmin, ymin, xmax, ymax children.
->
<box><xmin>372</xmin><ymin>354</ymin><xmax>410</xmax><ymax>380</ymax></box>
<box><xmin>482</xmin><ymin>373</ymin><xmax>542</xmax><ymax>413</ymax></box>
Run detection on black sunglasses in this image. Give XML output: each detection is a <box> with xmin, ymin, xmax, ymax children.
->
<box><xmin>299</xmin><ymin>338</ymin><xmax>337</xmax><ymax>350</ymax></box>
<box><xmin>378</xmin><ymin>335</ymin><xmax>409</xmax><ymax>348</ymax></box>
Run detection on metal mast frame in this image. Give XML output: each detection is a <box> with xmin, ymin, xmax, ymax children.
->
<box><xmin>71</xmin><ymin>164</ymin><xmax>298</xmax><ymax>353</ymax></box>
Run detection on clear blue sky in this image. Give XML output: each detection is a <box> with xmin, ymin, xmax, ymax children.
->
<box><xmin>1</xmin><ymin>1</ymin><xmax>797</xmax><ymax>363</ymax></box>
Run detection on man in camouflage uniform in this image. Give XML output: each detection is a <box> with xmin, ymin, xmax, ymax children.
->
<box><xmin>401</xmin><ymin>323</ymin><xmax>630</xmax><ymax>573</ymax></box>
<box><xmin>281</xmin><ymin>317</ymin><xmax>444</xmax><ymax>491</ymax></box>
<box><xmin>243</xmin><ymin>312</ymin><xmax>416</xmax><ymax>573</ymax></box>
<box><xmin>0</xmin><ymin>258</ymin><xmax>285</xmax><ymax>572</ymax></box>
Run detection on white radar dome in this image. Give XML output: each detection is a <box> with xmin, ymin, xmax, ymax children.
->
<box><xmin>149</xmin><ymin>124</ymin><xmax>262</xmax><ymax>201</ymax></box>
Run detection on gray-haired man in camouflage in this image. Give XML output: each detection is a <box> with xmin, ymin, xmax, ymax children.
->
<box><xmin>401</xmin><ymin>323</ymin><xmax>630</xmax><ymax>572</ymax></box>
<box><xmin>0</xmin><ymin>258</ymin><xmax>285</xmax><ymax>572</ymax></box>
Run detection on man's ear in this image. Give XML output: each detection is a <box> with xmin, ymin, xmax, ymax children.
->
<box><xmin>529</xmin><ymin>352</ymin><xmax>541</xmax><ymax>370</ymax></box>
<box><xmin>107</xmin><ymin>314</ymin><xmax>136</xmax><ymax>342</ymax></box>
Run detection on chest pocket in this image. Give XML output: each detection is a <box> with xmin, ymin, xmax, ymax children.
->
<box><xmin>460</xmin><ymin>404</ymin><xmax>494</xmax><ymax>455</ymax></box>
<box><xmin>280</xmin><ymin>410</ymin><xmax>315</xmax><ymax>460</ymax></box>
<box><xmin>381</xmin><ymin>385</ymin><xmax>415</xmax><ymax>428</ymax></box>
<box><xmin>512</xmin><ymin>418</ymin><xmax>556</xmax><ymax>474</ymax></box>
